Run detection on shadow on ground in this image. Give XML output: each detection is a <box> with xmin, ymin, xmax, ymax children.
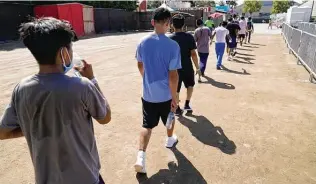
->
<box><xmin>221</xmin><ymin>65</ymin><xmax>251</xmax><ymax>75</ymax></box>
<box><xmin>236</xmin><ymin>48</ymin><xmax>253</xmax><ymax>51</ymax></box>
<box><xmin>233</xmin><ymin>58</ymin><xmax>254</xmax><ymax>65</ymax></box>
<box><xmin>200</xmin><ymin>76</ymin><xmax>235</xmax><ymax>90</ymax></box>
<box><xmin>243</xmin><ymin>45</ymin><xmax>259</xmax><ymax>48</ymax></box>
<box><xmin>237</xmin><ymin>52</ymin><xmax>255</xmax><ymax>57</ymax></box>
<box><xmin>79</xmin><ymin>30</ymin><xmax>153</xmax><ymax>41</ymax></box>
<box><xmin>136</xmin><ymin>147</ymin><xmax>207</xmax><ymax>184</ymax></box>
<box><xmin>235</xmin><ymin>56</ymin><xmax>255</xmax><ymax>61</ymax></box>
<box><xmin>250</xmin><ymin>43</ymin><xmax>266</xmax><ymax>46</ymax></box>
<box><xmin>0</xmin><ymin>41</ymin><xmax>25</xmax><ymax>51</ymax></box>
<box><xmin>178</xmin><ymin>114</ymin><xmax>236</xmax><ymax>154</ymax></box>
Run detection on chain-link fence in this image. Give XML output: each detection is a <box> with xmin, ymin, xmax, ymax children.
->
<box><xmin>297</xmin><ymin>22</ymin><xmax>316</xmax><ymax>36</ymax></box>
<box><xmin>282</xmin><ymin>23</ymin><xmax>316</xmax><ymax>82</ymax></box>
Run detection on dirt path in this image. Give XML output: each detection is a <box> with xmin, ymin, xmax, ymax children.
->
<box><xmin>0</xmin><ymin>32</ymin><xmax>315</xmax><ymax>184</ymax></box>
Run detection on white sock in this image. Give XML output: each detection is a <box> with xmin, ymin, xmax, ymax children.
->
<box><xmin>137</xmin><ymin>150</ymin><xmax>145</xmax><ymax>158</ymax></box>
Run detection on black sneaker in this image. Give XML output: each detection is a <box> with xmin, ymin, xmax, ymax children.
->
<box><xmin>175</xmin><ymin>107</ymin><xmax>183</xmax><ymax>116</ymax></box>
<box><xmin>217</xmin><ymin>66</ymin><xmax>222</xmax><ymax>70</ymax></box>
<box><xmin>184</xmin><ymin>104</ymin><xmax>192</xmax><ymax>111</ymax></box>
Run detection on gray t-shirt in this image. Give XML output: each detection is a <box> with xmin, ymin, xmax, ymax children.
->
<box><xmin>194</xmin><ymin>26</ymin><xmax>212</xmax><ymax>53</ymax></box>
<box><xmin>0</xmin><ymin>73</ymin><xmax>107</xmax><ymax>184</ymax></box>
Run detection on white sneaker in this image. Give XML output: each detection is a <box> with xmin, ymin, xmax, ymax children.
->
<box><xmin>165</xmin><ymin>135</ymin><xmax>178</xmax><ymax>148</ymax></box>
<box><xmin>227</xmin><ymin>56</ymin><xmax>232</xmax><ymax>61</ymax></box>
<box><xmin>134</xmin><ymin>151</ymin><xmax>146</xmax><ymax>173</ymax></box>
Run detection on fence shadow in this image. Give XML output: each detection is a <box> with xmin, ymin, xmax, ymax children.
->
<box><xmin>0</xmin><ymin>41</ymin><xmax>25</xmax><ymax>51</ymax></box>
<box><xmin>237</xmin><ymin>52</ymin><xmax>255</xmax><ymax>57</ymax></box>
<box><xmin>136</xmin><ymin>147</ymin><xmax>207</xmax><ymax>184</ymax></box>
<box><xmin>243</xmin><ymin>45</ymin><xmax>259</xmax><ymax>48</ymax></box>
<box><xmin>178</xmin><ymin>114</ymin><xmax>236</xmax><ymax>155</ymax></box>
<box><xmin>236</xmin><ymin>48</ymin><xmax>253</xmax><ymax>51</ymax></box>
<box><xmin>79</xmin><ymin>30</ymin><xmax>153</xmax><ymax>40</ymax></box>
<box><xmin>249</xmin><ymin>43</ymin><xmax>266</xmax><ymax>46</ymax></box>
<box><xmin>233</xmin><ymin>58</ymin><xmax>254</xmax><ymax>65</ymax></box>
<box><xmin>221</xmin><ymin>65</ymin><xmax>251</xmax><ymax>75</ymax></box>
<box><xmin>200</xmin><ymin>76</ymin><xmax>235</xmax><ymax>90</ymax></box>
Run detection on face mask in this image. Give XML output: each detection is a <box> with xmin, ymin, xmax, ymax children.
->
<box><xmin>60</xmin><ymin>48</ymin><xmax>74</xmax><ymax>74</ymax></box>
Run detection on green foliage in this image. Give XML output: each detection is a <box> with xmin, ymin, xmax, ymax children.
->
<box><xmin>193</xmin><ymin>1</ymin><xmax>216</xmax><ymax>7</ymax></box>
<box><xmin>147</xmin><ymin>1</ymin><xmax>163</xmax><ymax>9</ymax></box>
<box><xmin>271</xmin><ymin>0</ymin><xmax>292</xmax><ymax>14</ymax></box>
<box><xmin>226</xmin><ymin>0</ymin><xmax>237</xmax><ymax>8</ymax></box>
<box><xmin>218</xmin><ymin>0</ymin><xmax>226</xmax><ymax>6</ymax></box>
<box><xmin>243</xmin><ymin>0</ymin><xmax>262</xmax><ymax>14</ymax></box>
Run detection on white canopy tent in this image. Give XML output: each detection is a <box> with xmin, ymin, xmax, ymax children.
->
<box><xmin>159</xmin><ymin>3</ymin><xmax>175</xmax><ymax>12</ymax></box>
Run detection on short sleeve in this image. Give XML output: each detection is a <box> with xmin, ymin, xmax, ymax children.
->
<box><xmin>169</xmin><ymin>44</ymin><xmax>181</xmax><ymax>71</ymax></box>
<box><xmin>188</xmin><ymin>35</ymin><xmax>197</xmax><ymax>50</ymax></box>
<box><xmin>0</xmin><ymin>86</ymin><xmax>19</xmax><ymax>129</ymax></box>
<box><xmin>83</xmin><ymin>79</ymin><xmax>107</xmax><ymax>120</ymax></box>
<box><xmin>135</xmin><ymin>43</ymin><xmax>143</xmax><ymax>62</ymax></box>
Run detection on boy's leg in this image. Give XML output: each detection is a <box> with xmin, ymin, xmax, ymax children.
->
<box><xmin>218</xmin><ymin>43</ymin><xmax>225</xmax><ymax>68</ymax></box>
<box><xmin>183</xmin><ymin>71</ymin><xmax>195</xmax><ymax>111</ymax></box>
<box><xmin>160</xmin><ymin>100</ymin><xmax>178</xmax><ymax>148</ymax></box>
<box><xmin>176</xmin><ymin>73</ymin><xmax>183</xmax><ymax>115</ymax></box>
<box><xmin>135</xmin><ymin>99</ymin><xmax>160</xmax><ymax>173</ymax></box>
<box><xmin>199</xmin><ymin>52</ymin><xmax>207</xmax><ymax>76</ymax></box>
<box><xmin>215</xmin><ymin>43</ymin><xmax>220</xmax><ymax>68</ymax></box>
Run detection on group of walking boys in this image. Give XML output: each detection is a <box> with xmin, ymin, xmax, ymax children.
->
<box><xmin>0</xmin><ymin>7</ymin><xmax>254</xmax><ymax>184</ymax></box>
<box><xmin>134</xmin><ymin>8</ymin><xmax>254</xmax><ymax>174</ymax></box>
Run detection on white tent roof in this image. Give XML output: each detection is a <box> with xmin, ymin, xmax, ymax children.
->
<box><xmin>159</xmin><ymin>3</ymin><xmax>175</xmax><ymax>12</ymax></box>
<box><xmin>299</xmin><ymin>0</ymin><xmax>314</xmax><ymax>8</ymax></box>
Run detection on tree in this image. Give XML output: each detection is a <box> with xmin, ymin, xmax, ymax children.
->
<box><xmin>226</xmin><ymin>0</ymin><xmax>238</xmax><ymax>9</ymax></box>
<box><xmin>271</xmin><ymin>0</ymin><xmax>292</xmax><ymax>14</ymax></box>
<box><xmin>193</xmin><ymin>1</ymin><xmax>216</xmax><ymax>7</ymax></box>
<box><xmin>147</xmin><ymin>1</ymin><xmax>162</xmax><ymax>9</ymax></box>
<box><xmin>243</xmin><ymin>0</ymin><xmax>262</xmax><ymax>15</ymax></box>
<box><xmin>218</xmin><ymin>0</ymin><xmax>226</xmax><ymax>6</ymax></box>
<box><xmin>26</xmin><ymin>1</ymin><xmax>137</xmax><ymax>11</ymax></box>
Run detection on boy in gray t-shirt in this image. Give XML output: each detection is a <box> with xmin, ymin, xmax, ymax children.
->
<box><xmin>194</xmin><ymin>19</ymin><xmax>212</xmax><ymax>76</ymax></box>
<box><xmin>0</xmin><ymin>17</ymin><xmax>111</xmax><ymax>184</ymax></box>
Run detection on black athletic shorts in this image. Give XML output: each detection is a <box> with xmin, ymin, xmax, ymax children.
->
<box><xmin>177</xmin><ymin>70</ymin><xmax>195</xmax><ymax>93</ymax></box>
<box><xmin>142</xmin><ymin>98</ymin><xmax>171</xmax><ymax>129</ymax></box>
<box><xmin>239</xmin><ymin>34</ymin><xmax>245</xmax><ymax>39</ymax></box>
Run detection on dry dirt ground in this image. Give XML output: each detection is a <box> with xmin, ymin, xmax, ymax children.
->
<box><xmin>0</xmin><ymin>30</ymin><xmax>316</xmax><ymax>184</ymax></box>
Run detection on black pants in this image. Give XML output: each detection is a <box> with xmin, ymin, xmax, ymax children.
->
<box><xmin>99</xmin><ymin>175</ymin><xmax>105</xmax><ymax>184</ymax></box>
<box><xmin>248</xmin><ymin>32</ymin><xmax>252</xmax><ymax>42</ymax></box>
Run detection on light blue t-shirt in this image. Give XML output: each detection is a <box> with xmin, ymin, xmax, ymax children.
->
<box><xmin>136</xmin><ymin>33</ymin><xmax>181</xmax><ymax>103</ymax></box>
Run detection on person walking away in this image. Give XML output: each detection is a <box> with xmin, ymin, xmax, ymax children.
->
<box><xmin>194</xmin><ymin>19</ymin><xmax>212</xmax><ymax>77</ymax></box>
<box><xmin>0</xmin><ymin>17</ymin><xmax>111</xmax><ymax>184</ymax></box>
<box><xmin>204</xmin><ymin>17</ymin><xmax>215</xmax><ymax>32</ymax></box>
<box><xmin>134</xmin><ymin>8</ymin><xmax>181</xmax><ymax>174</ymax></box>
<box><xmin>169</xmin><ymin>14</ymin><xmax>201</xmax><ymax>115</ymax></box>
<box><xmin>268</xmin><ymin>19</ymin><xmax>272</xmax><ymax>29</ymax></box>
<box><xmin>226</xmin><ymin>18</ymin><xmax>240</xmax><ymax>60</ymax></box>
<box><xmin>238</xmin><ymin>16</ymin><xmax>247</xmax><ymax>46</ymax></box>
<box><xmin>247</xmin><ymin>17</ymin><xmax>254</xmax><ymax>43</ymax></box>
<box><xmin>211</xmin><ymin>21</ymin><xmax>230</xmax><ymax>70</ymax></box>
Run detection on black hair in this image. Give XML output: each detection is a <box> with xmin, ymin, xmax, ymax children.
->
<box><xmin>222</xmin><ymin>21</ymin><xmax>228</xmax><ymax>27</ymax></box>
<box><xmin>196</xmin><ymin>19</ymin><xmax>203</xmax><ymax>26</ymax></box>
<box><xmin>172</xmin><ymin>14</ymin><xmax>185</xmax><ymax>29</ymax></box>
<box><xmin>208</xmin><ymin>17</ymin><xmax>211</xmax><ymax>20</ymax></box>
<box><xmin>233</xmin><ymin>14</ymin><xmax>237</xmax><ymax>19</ymax></box>
<box><xmin>152</xmin><ymin>7</ymin><xmax>171</xmax><ymax>23</ymax></box>
<box><xmin>241</xmin><ymin>16</ymin><xmax>245</xmax><ymax>20</ymax></box>
<box><xmin>248</xmin><ymin>17</ymin><xmax>252</xmax><ymax>20</ymax></box>
<box><xmin>228</xmin><ymin>17</ymin><xmax>233</xmax><ymax>22</ymax></box>
<box><xmin>19</xmin><ymin>17</ymin><xmax>74</xmax><ymax>65</ymax></box>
